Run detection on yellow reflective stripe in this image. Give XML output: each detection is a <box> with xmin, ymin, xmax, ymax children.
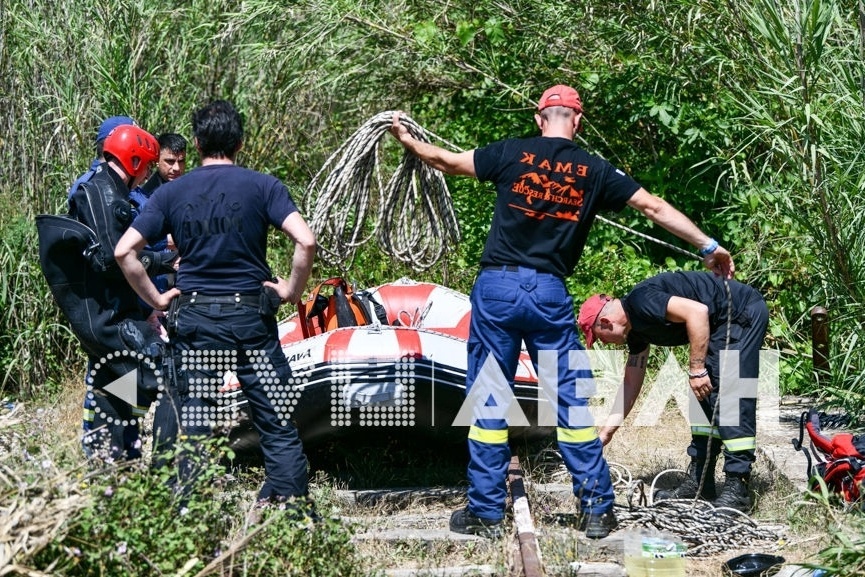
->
<box><xmin>723</xmin><ymin>437</ymin><xmax>756</xmax><ymax>452</ymax></box>
<box><xmin>131</xmin><ymin>406</ymin><xmax>148</xmax><ymax>417</ymax></box>
<box><xmin>82</xmin><ymin>409</ymin><xmax>95</xmax><ymax>421</ymax></box>
<box><xmin>468</xmin><ymin>426</ymin><xmax>508</xmax><ymax>444</ymax></box>
<box><xmin>556</xmin><ymin>427</ymin><xmax>598</xmax><ymax>444</ymax></box>
<box><xmin>690</xmin><ymin>426</ymin><xmax>720</xmax><ymax>438</ymax></box>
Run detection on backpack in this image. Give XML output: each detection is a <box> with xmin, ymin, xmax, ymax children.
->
<box><xmin>298</xmin><ymin>278</ymin><xmax>375</xmax><ymax>337</ymax></box>
<box><xmin>792</xmin><ymin>407</ymin><xmax>865</xmax><ymax>504</ymax></box>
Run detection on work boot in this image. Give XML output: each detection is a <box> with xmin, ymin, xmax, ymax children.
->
<box><xmin>579</xmin><ymin>510</ymin><xmax>618</xmax><ymax>539</ymax></box>
<box><xmin>654</xmin><ymin>458</ymin><xmax>717</xmax><ymax>501</ymax></box>
<box><xmin>449</xmin><ymin>507</ymin><xmax>504</xmax><ymax>539</ymax></box>
<box><xmin>713</xmin><ymin>474</ymin><xmax>752</xmax><ymax>513</ymax></box>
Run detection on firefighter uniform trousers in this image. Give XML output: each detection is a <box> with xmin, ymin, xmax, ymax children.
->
<box><xmin>464</xmin><ymin>267</ymin><xmax>614</xmax><ymax>521</ymax></box>
<box><xmin>692</xmin><ymin>290</ymin><xmax>769</xmax><ymax>475</ymax></box>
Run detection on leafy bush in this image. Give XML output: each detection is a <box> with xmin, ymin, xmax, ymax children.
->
<box><xmin>34</xmin><ymin>440</ymin><xmax>240</xmax><ymax>575</ymax></box>
<box><xmin>29</xmin><ymin>437</ymin><xmax>370</xmax><ymax>577</ymax></box>
<box><xmin>797</xmin><ymin>481</ymin><xmax>865</xmax><ymax>577</ymax></box>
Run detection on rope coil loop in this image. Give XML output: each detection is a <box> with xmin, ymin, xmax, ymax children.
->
<box><xmin>303</xmin><ymin>111</ymin><xmax>460</xmax><ymax>271</ymax></box>
<box><xmin>608</xmin><ymin>462</ymin><xmax>780</xmax><ymax>557</ymax></box>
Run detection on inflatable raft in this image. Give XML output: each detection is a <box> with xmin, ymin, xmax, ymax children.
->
<box><xmin>226</xmin><ymin>277</ymin><xmax>552</xmax><ymax>449</ymax></box>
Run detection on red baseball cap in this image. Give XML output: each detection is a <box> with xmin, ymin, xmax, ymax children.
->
<box><xmin>538</xmin><ymin>85</ymin><xmax>583</xmax><ymax>113</ymax></box>
<box><xmin>578</xmin><ymin>294</ymin><xmax>611</xmax><ymax>348</ymax></box>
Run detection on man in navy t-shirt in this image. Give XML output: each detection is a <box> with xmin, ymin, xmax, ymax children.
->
<box><xmin>389</xmin><ymin>85</ymin><xmax>734</xmax><ymax>539</ymax></box>
<box><xmin>115</xmin><ymin>100</ymin><xmax>316</xmax><ymax>513</ymax></box>
<box><xmin>578</xmin><ymin>271</ymin><xmax>768</xmax><ymax>512</ymax></box>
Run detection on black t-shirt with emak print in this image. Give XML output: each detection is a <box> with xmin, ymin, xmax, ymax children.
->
<box><xmin>622</xmin><ymin>271</ymin><xmax>762</xmax><ymax>355</ymax></box>
<box><xmin>473</xmin><ymin>136</ymin><xmax>640</xmax><ymax>277</ymax></box>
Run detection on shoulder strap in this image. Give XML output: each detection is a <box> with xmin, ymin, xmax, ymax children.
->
<box><xmin>330</xmin><ymin>283</ymin><xmax>359</xmax><ymax>329</ymax></box>
<box><xmin>356</xmin><ymin>290</ymin><xmax>389</xmax><ymax>325</ymax></box>
<box><xmin>300</xmin><ymin>278</ymin><xmax>344</xmax><ymax>336</ymax></box>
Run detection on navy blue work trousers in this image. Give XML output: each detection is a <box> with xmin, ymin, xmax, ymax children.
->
<box><xmin>464</xmin><ymin>266</ymin><xmax>614</xmax><ymax>521</ymax></box>
<box><xmin>167</xmin><ymin>300</ymin><xmax>308</xmax><ymax>499</ymax></box>
<box><xmin>692</xmin><ymin>290</ymin><xmax>769</xmax><ymax>476</ymax></box>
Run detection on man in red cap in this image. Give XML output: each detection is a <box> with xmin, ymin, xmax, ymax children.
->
<box><xmin>389</xmin><ymin>84</ymin><xmax>732</xmax><ymax>539</ymax></box>
<box><xmin>578</xmin><ymin>272</ymin><xmax>768</xmax><ymax>513</ymax></box>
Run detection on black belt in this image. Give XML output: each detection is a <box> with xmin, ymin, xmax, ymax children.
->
<box><xmin>176</xmin><ymin>292</ymin><xmax>259</xmax><ymax>306</ymax></box>
<box><xmin>482</xmin><ymin>264</ymin><xmax>563</xmax><ymax>279</ymax></box>
<box><xmin>484</xmin><ymin>265</ymin><xmax>520</xmax><ymax>272</ymax></box>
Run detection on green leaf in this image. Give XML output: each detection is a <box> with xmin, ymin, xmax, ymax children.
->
<box><xmin>456</xmin><ymin>20</ymin><xmax>477</xmax><ymax>46</ymax></box>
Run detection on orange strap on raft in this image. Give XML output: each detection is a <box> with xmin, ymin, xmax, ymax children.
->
<box><xmin>298</xmin><ymin>278</ymin><xmax>371</xmax><ymax>338</ymax></box>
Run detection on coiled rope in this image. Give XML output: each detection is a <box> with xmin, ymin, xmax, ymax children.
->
<box><xmin>303</xmin><ymin>111</ymin><xmax>460</xmax><ymax>272</ymax></box>
<box><xmin>608</xmin><ymin>462</ymin><xmax>780</xmax><ymax>557</ymax></box>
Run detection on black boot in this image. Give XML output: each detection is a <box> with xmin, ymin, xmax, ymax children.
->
<box><xmin>713</xmin><ymin>474</ymin><xmax>752</xmax><ymax>513</ymax></box>
<box><xmin>655</xmin><ymin>457</ymin><xmax>717</xmax><ymax>501</ymax></box>
<box><xmin>449</xmin><ymin>507</ymin><xmax>504</xmax><ymax>539</ymax></box>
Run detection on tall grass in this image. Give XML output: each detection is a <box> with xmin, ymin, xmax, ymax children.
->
<box><xmin>3</xmin><ymin>0</ymin><xmax>865</xmax><ymax>413</ymax></box>
<box><xmin>0</xmin><ymin>211</ymin><xmax>79</xmax><ymax>396</ymax></box>
<box><xmin>706</xmin><ymin>0</ymin><xmax>865</xmax><ymax>411</ymax></box>
<box><xmin>0</xmin><ymin>0</ymin><xmax>396</xmax><ymax>397</ymax></box>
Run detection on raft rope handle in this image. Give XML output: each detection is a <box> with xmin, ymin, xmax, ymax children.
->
<box><xmin>397</xmin><ymin>308</ymin><xmax>419</xmax><ymax>328</ymax></box>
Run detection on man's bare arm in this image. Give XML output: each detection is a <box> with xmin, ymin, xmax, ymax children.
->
<box><xmin>115</xmin><ymin>227</ymin><xmax>179</xmax><ymax>311</ymax></box>
<box><xmin>666</xmin><ymin>295</ymin><xmax>712</xmax><ymax>401</ymax></box>
<box><xmin>599</xmin><ymin>347</ymin><xmax>650</xmax><ymax>446</ymax></box>
<box><xmin>627</xmin><ymin>188</ymin><xmax>734</xmax><ymax>279</ymax></box>
<box><xmin>266</xmin><ymin>212</ymin><xmax>316</xmax><ymax>305</ymax></box>
<box><xmin>389</xmin><ymin>112</ymin><xmax>476</xmax><ymax>177</ymax></box>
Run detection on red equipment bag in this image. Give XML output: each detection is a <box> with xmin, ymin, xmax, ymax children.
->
<box><xmin>792</xmin><ymin>408</ymin><xmax>865</xmax><ymax>504</ymax></box>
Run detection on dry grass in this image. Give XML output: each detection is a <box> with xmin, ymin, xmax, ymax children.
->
<box><xmin>332</xmin><ymin>485</ymin><xmax>509</xmax><ymax>574</ymax></box>
<box><xmin>0</xmin><ymin>391</ymin><xmax>90</xmax><ymax>574</ymax></box>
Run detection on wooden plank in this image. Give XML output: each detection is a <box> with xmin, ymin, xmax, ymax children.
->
<box><xmin>508</xmin><ymin>456</ymin><xmax>544</xmax><ymax>577</ymax></box>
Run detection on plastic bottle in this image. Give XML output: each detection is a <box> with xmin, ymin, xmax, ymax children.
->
<box><xmin>623</xmin><ymin>530</ymin><xmax>687</xmax><ymax>577</ymax></box>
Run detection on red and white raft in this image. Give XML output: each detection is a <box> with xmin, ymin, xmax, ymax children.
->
<box><xmin>227</xmin><ymin>277</ymin><xmax>551</xmax><ymax>448</ymax></box>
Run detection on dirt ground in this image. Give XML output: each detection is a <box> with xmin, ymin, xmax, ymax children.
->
<box><xmin>330</xmin><ymin>399</ymin><xmax>827</xmax><ymax>577</ymax></box>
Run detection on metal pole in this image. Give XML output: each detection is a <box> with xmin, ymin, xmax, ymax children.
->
<box><xmin>508</xmin><ymin>456</ymin><xmax>544</xmax><ymax>577</ymax></box>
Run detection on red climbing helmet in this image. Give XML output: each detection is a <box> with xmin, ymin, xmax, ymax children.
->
<box><xmin>103</xmin><ymin>125</ymin><xmax>159</xmax><ymax>179</ymax></box>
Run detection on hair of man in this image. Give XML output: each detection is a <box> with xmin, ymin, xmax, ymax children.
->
<box><xmin>157</xmin><ymin>132</ymin><xmax>187</xmax><ymax>154</ymax></box>
<box><xmin>192</xmin><ymin>100</ymin><xmax>243</xmax><ymax>159</ymax></box>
